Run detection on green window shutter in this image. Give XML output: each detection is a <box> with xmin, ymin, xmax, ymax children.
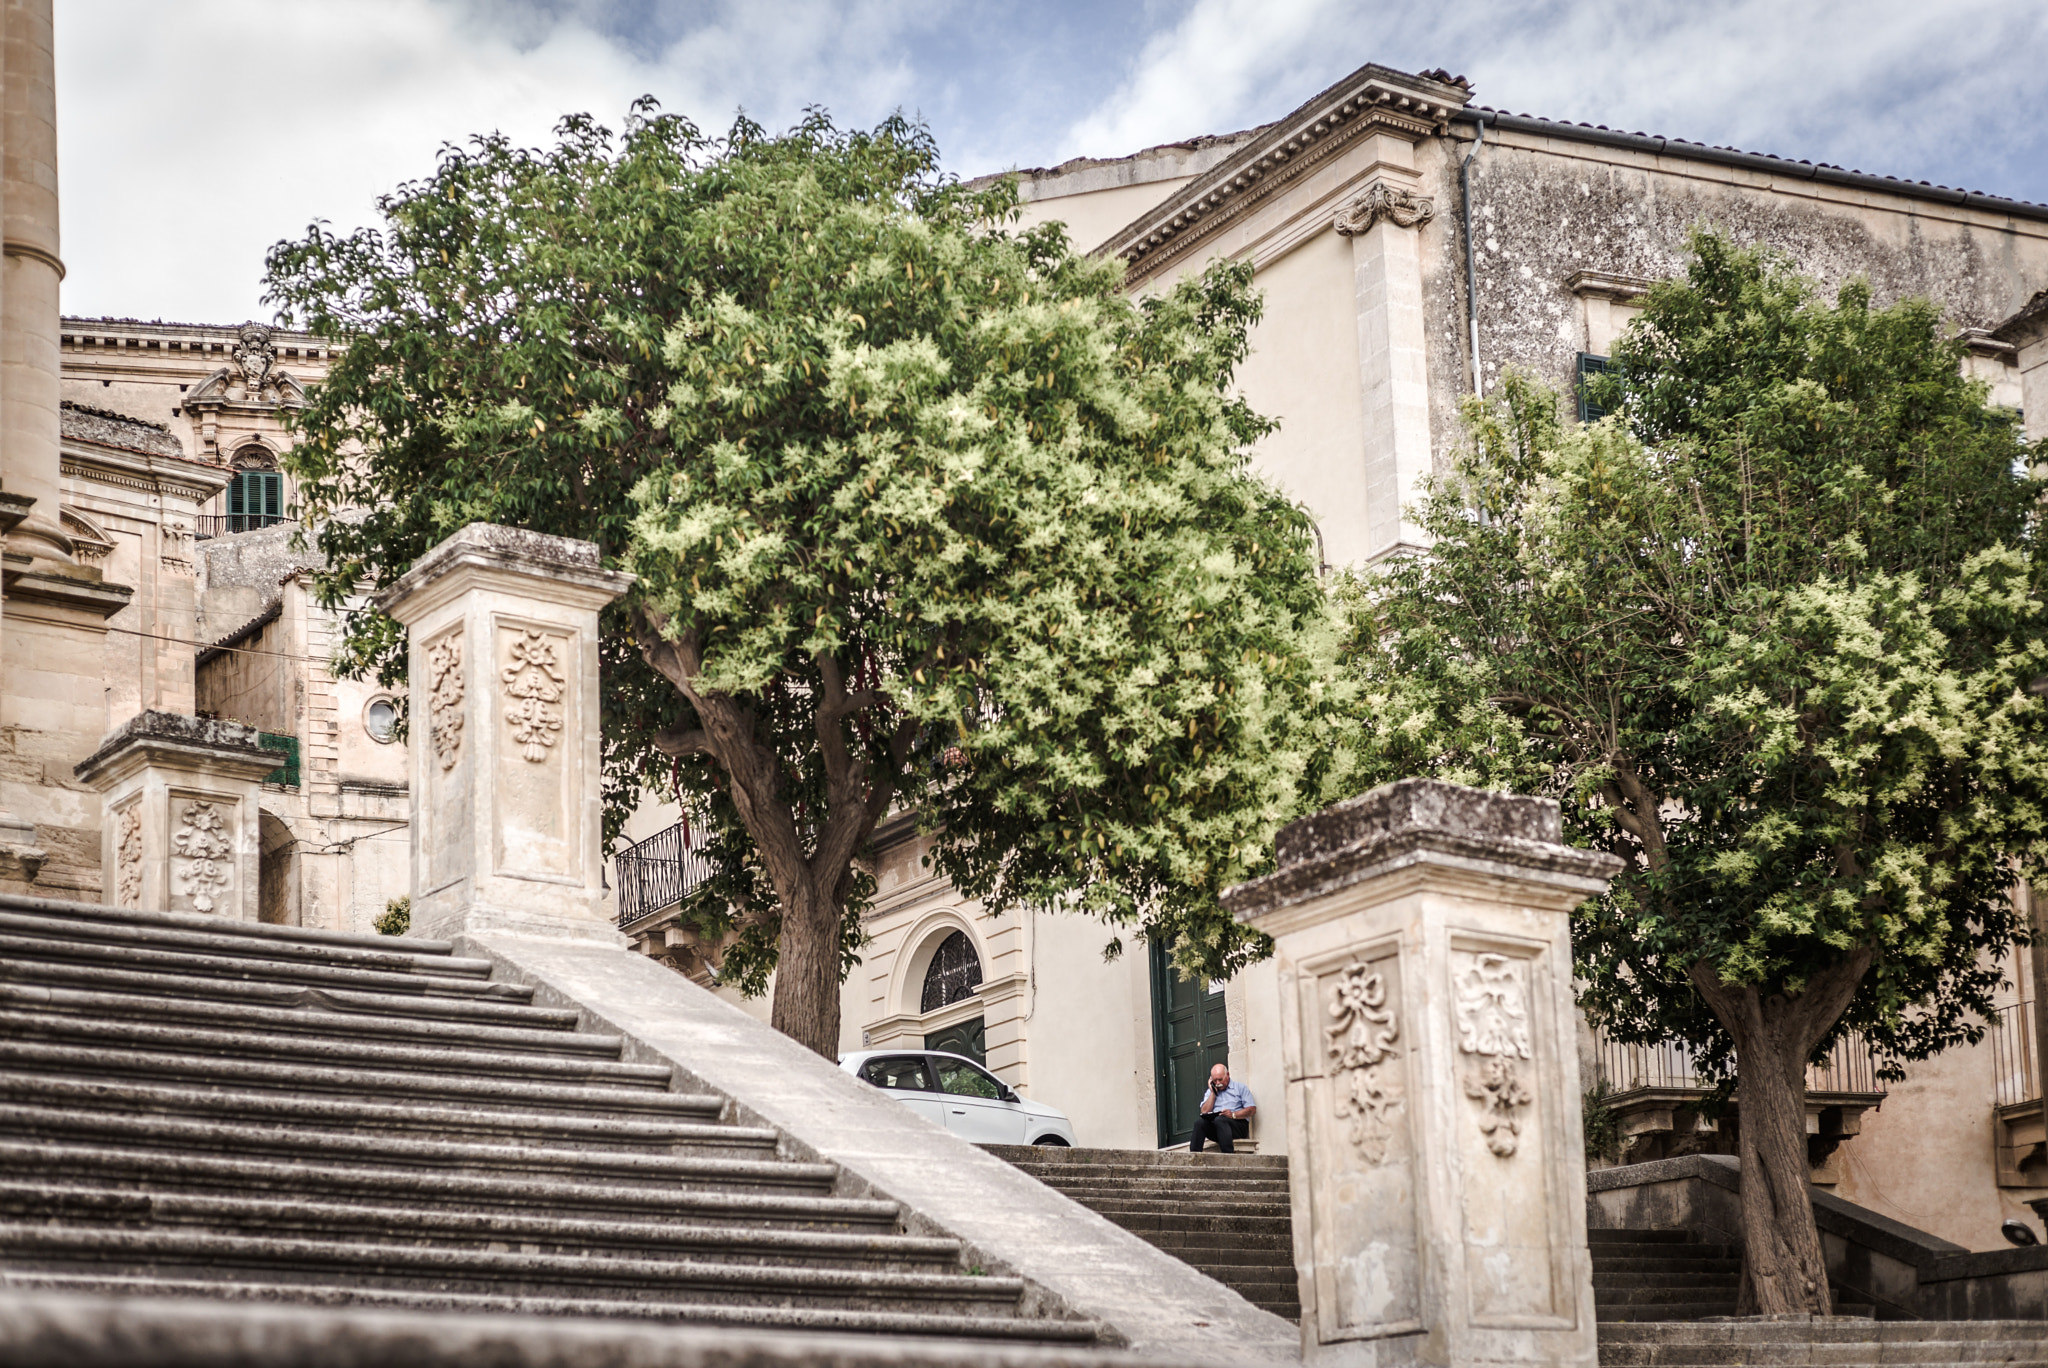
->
<box><xmin>261</xmin><ymin>471</ymin><xmax>282</xmax><ymax>518</ymax></box>
<box><xmin>1576</xmin><ymin>352</ymin><xmax>1614</xmax><ymax>423</ymax></box>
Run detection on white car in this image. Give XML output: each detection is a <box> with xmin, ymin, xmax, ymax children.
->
<box><xmin>841</xmin><ymin>1049</ymin><xmax>1077</xmax><ymax>1147</ymax></box>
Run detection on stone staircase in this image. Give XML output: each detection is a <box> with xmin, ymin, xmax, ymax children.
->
<box><xmin>1598</xmin><ymin>1319</ymin><xmax>2048</xmax><ymax>1366</ymax></box>
<box><xmin>1591</xmin><ymin>1228</ymin><xmax>1874</xmax><ymax>1323</ymax></box>
<box><xmin>986</xmin><ymin>1144</ymin><xmax>1299</xmax><ymax>1321</ymax></box>
<box><xmin>0</xmin><ymin>894</ymin><xmax>1103</xmax><ymax>1344</ymax></box>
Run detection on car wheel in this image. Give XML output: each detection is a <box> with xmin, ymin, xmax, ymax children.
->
<box><xmin>1031</xmin><ymin>1135</ymin><xmax>1070</xmax><ymax>1147</ymax></box>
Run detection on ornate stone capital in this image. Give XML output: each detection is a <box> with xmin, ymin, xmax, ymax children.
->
<box><xmin>1334</xmin><ymin>181</ymin><xmax>1436</xmax><ymax>236</ymax></box>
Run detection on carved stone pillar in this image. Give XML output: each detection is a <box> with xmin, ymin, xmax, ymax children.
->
<box><xmin>73</xmin><ymin>712</ymin><xmax>279</xmax><ymax>921</ymax></box>
<box><xmin>1224</xmin><ymin>778</ymin><xmax>1619</xmax><ymax>1367</ymax></box>
<box><xmin>376</xmin><ymin>524</ymin><xmax>632</xmax><ymax>943</ymax></box>
<box><xmin>1334</xmin><ymin>128</ymin><xmax>1439</xmax><ymax>566</ymax></box>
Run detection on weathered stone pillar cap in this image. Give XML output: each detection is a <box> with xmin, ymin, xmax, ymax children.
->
<box><xmin>373</xmin><ymin>523</ymin><xmax>634</xmax><ymax>621</ymax></box>
<box><xmin>1222</xmin><ymin>776</ymin><xmax>1621</xmax><ymax>922</ymax></box>
<box><xmin>74</xmin><ymin>711</ymin><xmax>280</xmax><ymax>788</ymax></box>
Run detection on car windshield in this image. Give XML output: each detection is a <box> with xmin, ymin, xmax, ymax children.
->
<box><xmin>935</xmin><ymin>1058</ymin><xmax>1002</xmax><ymax>1099</ymax></box>
<box><xmin>863</xmin><ymin>1057</ymin><xmax>936</xmax><ymax>1091</ymax></box>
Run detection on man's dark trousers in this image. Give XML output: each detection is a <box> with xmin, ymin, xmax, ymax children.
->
<box><xmin>1189</xmin><ymin>1113</ymin><xmax>1247</xmax><ymax>1153</ymax></box>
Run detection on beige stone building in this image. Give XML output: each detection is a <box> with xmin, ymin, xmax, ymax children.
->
<box><xmin>5</xmin><ymin>304</ymin><xmax>411</xmax><ymax>930</ymax></box>
<box><xmin>618</xmin><ymin>60</ymin><xmax>2048</xmax><ymax>1254</ymax></box>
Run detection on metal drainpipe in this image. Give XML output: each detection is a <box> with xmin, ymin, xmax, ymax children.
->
<box><xmin>1460</xmin><ymin>115</ymin><xmax>1487</xmax><ymax>396</ymax></box>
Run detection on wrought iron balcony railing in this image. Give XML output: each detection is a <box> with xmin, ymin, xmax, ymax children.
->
<box><xmin>613</xmin><ymin>821</ymin><xmax>717</xmax><ymax>926</ymax></box>
<box><xmin>193</xmin><ymin>513</ymin><xmax>288</xmax><ymax>540</ymax></box>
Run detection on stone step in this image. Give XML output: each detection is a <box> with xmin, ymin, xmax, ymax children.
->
<box><xmin>1039</xmin><ymin>1179</ymin><xmax>1291</xmax><ymax>1201</ymax></box>
<box><xmin>1590</xmin><ymin>1242</ymin><xmax>1741</xmax><ymax>1263</ymax></box>
<box><xmin>0</xmin><ymin>1020</ymin><xmax>676</xmax><ymax>1093</ymax></box>
<box><xmin>0</xmin><ymin>960</ymin><xmax>570</xmax><ymax>1028</ymax></box>
<box><xmin>1589</xmin><ymin>1257</ymin><xmax>1744</xmax><ymax>1277</ymax></box>
<box><xmin>1598</xmin><ymin>1304</ymin><xmax>1741</xmax><ymax>1323</ymax></box>
<box><xmin>1140</xmin><ymin>1228</ymin><xmax>1294</xmax><ymax>1254</ymax></box>
<box><xmin>0</xmin><ymin>1107</ymin><xmax>837</xmax><ymax>1191</ymax></box>
<box><xmin>0</xmin><ymin>1224</ymin><xmax>1032</xmax><ymax>1315</ymax></box>
<box><xmin>1065</xmin><ymin>1197</ymin><xmax>1292</xmax><ymax>1219</ymax></box>
<box><xmin>1596</xmin><ymin>1285</ymin><xmax>1748</xmax><ymax>1307</ymax></box>
<box><xmin>1097</xmin><ymin>1212</ymin><xmax>1294</xmax><ymax>1238</ymax></box>
<box><xmin>0</xmin><ymin>1187</ymin><xmax>963</xmax><ymax>1270</ymax></box>
<box><xmin>0</xmin><ymin>895</ymin><xmax>461</xmax><ymax>953</ymax></box>
<box><xmin>4</xmin><ymin>1273</ymin><xmax>1106</xmax><ymax>1342</ymax></box>
<box><xmin>1000</xmin><ymin>1162</ymin><xmax>1290</xmax><ymax>1184</ymax></box>
<box><xmin>0</xmin><ymin>927</ymin><xmax>516</xmax><ymax>1000</ymax></box>
<box><xmin>0</xmin><ymin>985</ymin><xmax>617</xmax><ymax>1056</ymax></box>
<box><xmin>0</xmin><ymin>1075</ymin><xmax>761</xmax><ymax>1151</ymax></box>
<box><xmin>1589</xmin><ymin>1228</ymin><xmax>1699</xmax><ymax>1244</ymax></box>
<box><xmin>1596</xmin><ymin>1320</ymin><xmax>2048</xmax><ymax>1366</ymax></box>
<box><xmin>0</xmin><ymin>910</ymin><xmax>488</xmax><ymax>981</ymax></box>
<box><xmin>0</xmin><ymin>1142</ymin><xmax>901</xmax><ymax>1229</ymax></box>
<box><xmin>1591</xmin><ymin>1269</ymin><xmax>1743</xmax><ymax>1290</ymax></box>
<box><xmin>983</xmin><ymin>1145</ymin><xmax>1288</xmax><ymax>1171</ymax></box>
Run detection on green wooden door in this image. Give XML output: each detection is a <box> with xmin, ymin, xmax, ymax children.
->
<box><xmin>1150</xmin><ymin>938</ymin><xmax>1231</xmax><ymax>1147</ymax></box>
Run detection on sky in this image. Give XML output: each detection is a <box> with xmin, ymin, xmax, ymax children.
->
<box><xmin>56</xmin><ymin>0</ymin><xmax>2048</xmax><ymax>325</ymax></box>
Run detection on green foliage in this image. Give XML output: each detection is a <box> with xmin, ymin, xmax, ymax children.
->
<box><xmin>1340</xmin><ymin>230</ymin><xmax>2048</xmax><ymax>1082</ymax></box>
<box><xmin>1582</xmin><ymin>1080</ymin><xmax>1620</xmax><ymax>1166</ymax></box>
<box><xmin>374</xmin><ymin>897</ymin><xmax>411</xmax><ymax>936</ymax></box>
<box><xmin>266</xmin><ymin>104</ymin><xmax>1337</xmax><ymax>993</ymax></box>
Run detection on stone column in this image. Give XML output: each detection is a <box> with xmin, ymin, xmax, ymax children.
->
<box><xmin>1</xmin><ymin>0</ymin><xmax>65</xmax><ymax>566</ymax></box>
<box><xmin>1336</xmin><ymin>130</ymin><xmax>1439</xmax><ymax>567</ymax></box>
<box><xmin>376</xmin><ymin>524</ymin><xmax>632</xmax><ymax>943</ymax></box>
<box><xmin>73</xmin><ymin>712</ymin><xmax>280</xmax><ymax>920</ymax></box>
<box><xmin>1223</xmin><ymin>778</ymin><xmax>1620</xmax><ymax>1367</ymax></box>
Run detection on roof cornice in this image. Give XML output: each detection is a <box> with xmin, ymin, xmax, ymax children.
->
<box><xmin>1457</xmin><ymin>108</ymin><xmax>2048</xmax><ymax>227</ymax></box>
<box><xmin>1099</xmin><ymin>63</ymin><xmax>1471</xmax><ymax>286</ymax></box>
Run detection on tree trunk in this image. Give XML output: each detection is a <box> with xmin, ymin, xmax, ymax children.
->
<box><xmin>1688</xmin><ymin>952</ymin><xmax>1869</xmax><ymax>1317</ymax></box>
<box><xmin>769</xmin><ymin>872</ymin><xmax>846</xmax><ymax>1059</ymax></box>
<box><xmin>1727</xmin><ymin>1008</ymin><xmax>1830</xmax><ymax>1315</ymax></box>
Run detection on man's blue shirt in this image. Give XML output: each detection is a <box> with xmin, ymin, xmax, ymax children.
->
<box><xmin>1205</xmin><ymin>1079</ymin><xmax>1255</xmax><ymax>1114</ymax></box>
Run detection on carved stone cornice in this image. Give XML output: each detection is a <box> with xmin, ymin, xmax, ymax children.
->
<box><xmin>1334</xmin><ymin>182</ymin><xmax>1436</xmax><ymax>236</ymax></box>
<box><xmin>1102</xmin><ymin>63</ymin><xmax>1470</xmax><ymax>284</ymax></box>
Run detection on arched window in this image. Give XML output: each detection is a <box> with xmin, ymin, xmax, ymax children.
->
<box><xmin>226</xmin><ymin>446</ymin><xmax>284</xmax><ymax>533</ymax></box>
<box><xmin>920</xmin><ymin>930</ymin><xmax>982</xmax><ymax>1013</ymax></box>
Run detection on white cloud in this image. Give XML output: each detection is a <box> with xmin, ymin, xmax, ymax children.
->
<box><xmin>1056</xmin><ymin>0</ymin><xmax>2048</xmax><ymax>205</ymax></box>
<box><xmin>56</xmin><ymin>0</ymin><xmax>940</xmax><ymax>324</ymax></box>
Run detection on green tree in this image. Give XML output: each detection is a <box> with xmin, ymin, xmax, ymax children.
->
<box><xmin>265</xmin><ymin>106</ymin><xmax>1336</xmax><ymax>1057</ymax></box>
<box><xmin>1340</xmin><ymin>232</ymin><xmax>2047</xmax><ymax>1313</ymax></box>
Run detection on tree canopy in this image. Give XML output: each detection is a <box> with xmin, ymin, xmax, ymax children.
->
<box><xmin>1339</xmin><ymin>231</ymin><xmax>2048</xmax><ymax>1311</ymax></box>
<box><xmin>266</xmin><ymin>105</ymin><xmax>1339</xmax><ymax>1054</ymax></box>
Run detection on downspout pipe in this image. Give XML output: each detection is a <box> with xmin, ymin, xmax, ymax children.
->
<box><xmin>1460</xmin><ymin>113</ymin><xmax>1486</xmax><ymax>397</ymax></box>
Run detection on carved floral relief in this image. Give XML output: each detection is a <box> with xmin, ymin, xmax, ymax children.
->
<box><xmin>501</xmin><ymin>629</ymin><xmax>566</xmax><ymax>763</ymax></box>
<box><xmin>171</xmin><ymin>800</ymin><xmax>233</xmax><ymax>914</ymax></box>
<box><xmin>115</xmin><ymin>805</ymin><xmax>143</xmax><ymax>908</ymax></box>
<box><xmin>1455</xmin><ymin>952</ymin><xmax>1534</xmax><ymax>1156</ymax></box>
<box><xmin>1333</xmin><ymin>181</ymin><xmax>1437</xmax><ymax>236</ymax></box>
<box><xmin>426</xmin><ymin>632</ymin><xmax>465</xmax><ymax>771</ymax></box>
<box><xmin>1326</xmin><ymin>960</ymin><xmax>1403</xmax><ymax>1164</ymax></box>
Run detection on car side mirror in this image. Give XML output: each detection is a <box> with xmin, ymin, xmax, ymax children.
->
<box><xmin>1000</xmin><ymin>1086</ymin><xmax>1020</xmax><ymax>1104</ymax></box>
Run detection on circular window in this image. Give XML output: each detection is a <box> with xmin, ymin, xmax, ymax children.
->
<box><xmin>364</xmin><ymin>696</ymin><xmax>399</xmax><ymax>744</ymax></box>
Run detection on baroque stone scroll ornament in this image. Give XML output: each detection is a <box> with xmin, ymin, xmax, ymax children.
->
<box><xmin>1325</xmin><ymin>962</ymin><xmax>1403</xmax><ymax>1163</ymax></box>
<box><xmin>427</xmin><ymin>635</ymin><xmax>465</xmax><ymax>771</ymax></box>
<box><xmin>115</xmin><ymin>806</ymin><xmax>143</xmax><ymax>908</ymax></box>
<box><xmin>502</xmin><ymin>629</ymin><xmax>566</xmax><ymax>763</ymax></box>
<box><xmin>1332</xmin><ymin>181</ymin><xmax>1436</xmax><ymax>236</ymax></box>
<box><xmin>171</xmin><ymin>801</ymin><xmax>233</xmax><ymax>914</ymax></box>
<box><xmin>1455</xmin><ymin>952</ymin><xmax>1534</xmax><ymax>1156</ymax></box>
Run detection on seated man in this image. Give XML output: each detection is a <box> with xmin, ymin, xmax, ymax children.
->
<box><xmin>1189</xmin><ymin>1062</ymin><xmax>1256</xmax><ymax>1154</ymax></box>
